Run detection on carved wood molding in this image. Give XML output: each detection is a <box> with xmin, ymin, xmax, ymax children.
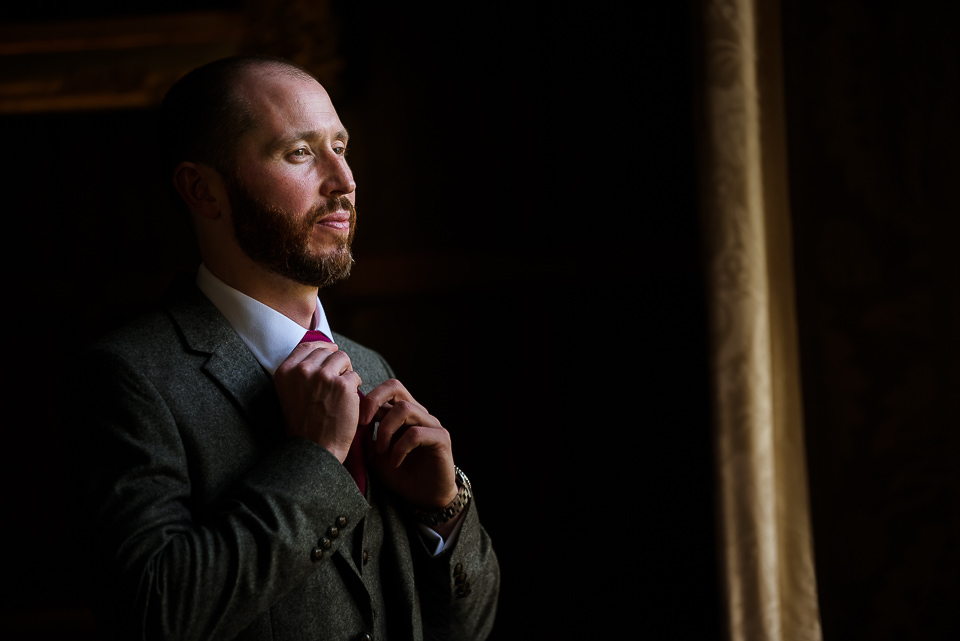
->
<box><xmin>0</xmin><ymin>0</ymin><xmax>341</xmax><ymax>114</ymax></box>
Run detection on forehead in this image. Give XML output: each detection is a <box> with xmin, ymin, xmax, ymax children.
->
<box><xmin>235</xmin><ymin>67</ymin><xmax>344</xmax><ymax>145</ymax></box>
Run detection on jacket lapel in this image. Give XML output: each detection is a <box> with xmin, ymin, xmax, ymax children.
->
<box><xmin>165</xmin><ymin>284</ymin><xmax>284</xmax><ymax>447</ymax></box>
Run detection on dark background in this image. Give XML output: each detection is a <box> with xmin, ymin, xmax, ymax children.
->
<box><xmin>783</xmin><ymin>1</ymin><xmax>960</xmax><ymax>639</ymax></box>
<box><xmin>1</xmin><ymin>1</ymin><xmax>716</xmax><ymax>639</ymax></box>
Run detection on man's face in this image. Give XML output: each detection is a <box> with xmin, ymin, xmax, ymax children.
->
<box><xmin>227</xmin><ymin>69</ymin><xmax>358</xmax><ymax>288</ymax></box>
<box><xmin>226</xmin><ymin>175</ymin><xmax>356</xmax><ymax>288</ymax></box>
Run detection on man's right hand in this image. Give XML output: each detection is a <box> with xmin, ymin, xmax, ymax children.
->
<box><xmin>274</xmin><ymin>341</ymin><xmax>362</xmax><ymax>463</ymax></box>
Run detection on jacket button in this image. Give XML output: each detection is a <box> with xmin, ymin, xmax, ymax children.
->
<box><xmin>362</xmin><ymin>550</ymin><xmax>371</xmax><ymax>565</ymax></box>
<box><xmin>311</xmin><ymin>547</ymin><xmax>324</xmax><ymax>562</ymax></box>
<box><xmin>454</xmin><ymin>563</ymin><xmax>464</xmax><ymax>574</ymax></box>
<box><xmin>319</xmin><ymin>537</ymin><xmax>332</xmax><ymax>550</ymax></box>
<box><xmin>328</xmin><ymin>526</ymin><xmax>340</xmax><ymax>539</ymax></box>
<box><xmin>336</xmin><ymin>515</ymin><xmax>348</xmax><ymax>528</ymax></box>
<box><xmin>357</xmin><ymin>634</ymin><xmax>373</xmax><ymax>641</ymax></box>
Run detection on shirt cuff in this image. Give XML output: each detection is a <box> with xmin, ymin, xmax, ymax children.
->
<box><xmin>417</xmin><ymin>518</ymin><xmax>466</xmax><ymax>556</ymax></box>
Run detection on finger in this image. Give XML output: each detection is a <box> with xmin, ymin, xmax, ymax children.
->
<box><xmin>314</xmin><ymin>350</ymin><xmax>355</xmax><ymax>377</ymax></box>
<box><xmin>359</xmin><ymin>379</ymin><xmax>424</xmax><ymax>425</ymax></box>
<box><xmin>371</xmin><ymin>401</ymin><xmax>412</xmax><ymax>453</ymax></box>
<box><xmin>294</xmin><ymin>346</ymin><xmax>353</xmax><ymax>374</ymax></box>
<box><xmin>380</xmin><ymin>424</ymin><xmax>452</xmax><ymax>470</ymax></box>
<box><xmin>373</xmin><ymin>401</ymin><xmax>441</xmax><ymax>455</ymax></box>
<box><xmin>279</xmin><ymin>350</ymin><xmax>356</xmax><ymax>392</ymax></box>
<box><xmin>294</xmin><ymin>340</ymin><xmax>339</xmax><ymax>355</ymax></box>
<box><xmin>278</xmin><ymin>341</ymin><xmax>339</xmax><ymax>372</ymax></box>
<box><xmin>340</xmin><ymin>370</ymin><xmax>363</xmax><ymax>393</ymax></box>
<box><xmin>299</xmin><ymin>341</ymin><xmax>341</xmax><ymax>363</ymax></box>
<box><xmin>362</xmin><ymin>379</ymin><xmax>411</xmax><ymax>407</ymax></box>
<box><xmin>306</xmin><ymin>366</ymin><xmax>362</xmax><ymax>405</ymax></box>
<box><xmin>359</xmin><ymin>397</ymin><xmax>393</xmax><ymax>431</ymax></box>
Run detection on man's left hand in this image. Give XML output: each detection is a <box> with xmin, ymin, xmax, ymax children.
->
<box><xmin>359</xmin><ymin>379</ymin><xmax>458</xmax><ymax>513</ymax></box>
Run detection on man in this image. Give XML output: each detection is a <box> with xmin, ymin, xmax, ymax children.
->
<box><xmin>71</xmin><ymin>56</ymin><xmax>499</xmax><ymax>641</ymax></box>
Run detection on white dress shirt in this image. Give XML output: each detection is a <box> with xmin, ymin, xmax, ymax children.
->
<box><xmin>197</xmin><ymin>263</ymin><xmax>333</xmax><ymax>375</ymax></box>
<box><xmin>196</xmin><ymin>264</ymin><xmax>456</xmax><ymax>554</ymax></box>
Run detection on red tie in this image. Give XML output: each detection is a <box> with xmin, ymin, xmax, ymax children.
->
<box><xmin>299</xmin><ymin>330</ymin><xmax>369</xmax><ymax>495</ymax></box>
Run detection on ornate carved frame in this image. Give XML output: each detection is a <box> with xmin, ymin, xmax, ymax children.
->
<box><xmin>0</xmin><ymin>0</ymin><xmax>341</xmax><ymax>114</ymax></box>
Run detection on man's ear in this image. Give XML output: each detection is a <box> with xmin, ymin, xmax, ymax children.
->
<box><xmin>172</xmin><ymin>161</ymin><xmax>226</xmax><ymax>219</ymax></box>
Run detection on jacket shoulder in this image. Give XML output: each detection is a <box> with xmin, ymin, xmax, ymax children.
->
<box><xmin>330</xmin><ymin>332</ymin><xmax>396</xmax><ymax>390</ymax></box>
<box><xmin>82</xmin><ymin>284</ymin><xmax>235</xmax><ymax>382</ymax></box>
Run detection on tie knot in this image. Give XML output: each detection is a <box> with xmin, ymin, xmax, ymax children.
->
<box><xmin>301</xmin><ymin>330</ymin><xmax>333</xmax><ymax>344</ymax></box>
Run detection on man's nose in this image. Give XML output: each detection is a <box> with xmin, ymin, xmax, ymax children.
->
<box><xmin>319</xmin><ymin>154</ymin><xmax>356</xmax><ymax>196</ymax></box>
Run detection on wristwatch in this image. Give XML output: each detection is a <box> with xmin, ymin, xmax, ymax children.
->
<box><xmin>415</xmin><ymin>466</ymin><xmax>473</xmax><ymax>527</ymax></box>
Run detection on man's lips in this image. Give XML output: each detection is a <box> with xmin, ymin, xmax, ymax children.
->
<box><xmin>315</xmin><ymin>210</ymin><xmax>352</xmax><ymax>230</ymax></box>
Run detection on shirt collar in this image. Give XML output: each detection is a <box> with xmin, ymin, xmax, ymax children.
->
<box><xmin>196</xmin><ymin>263</ymin><xmax>333</xmax><ymax>375</ymax></box>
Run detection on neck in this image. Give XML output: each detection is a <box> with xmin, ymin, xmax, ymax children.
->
<box><xmin>205</xmin><ymin>259</ymin><xmax>318</xmax><ymax>329</ymax></box>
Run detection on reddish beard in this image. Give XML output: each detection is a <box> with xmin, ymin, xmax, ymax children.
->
<box><xmin>227</xmin><ymin>177</ymin><xmax>356</xmax><ymax>289</ymax></box>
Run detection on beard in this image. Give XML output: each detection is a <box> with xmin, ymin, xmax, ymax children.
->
<box><xmin>226</xmin><ymin>177</ymin><xmax>356</xmax><ymax>289</ymax></box>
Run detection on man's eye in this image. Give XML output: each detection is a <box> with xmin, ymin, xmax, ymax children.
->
<box><xmin>290</xmin><ymin>148</ymin><xmax>308</xmax><ymax>159</ymax></box>
<box><xmin>334</xmin><ymin>146</ymin><xmax>348</xmax><ymax>156</ymax></box>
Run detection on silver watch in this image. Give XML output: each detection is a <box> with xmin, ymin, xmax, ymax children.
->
<box><xmin>415</xmin><ymin>467</ymin><xmax>473</xmax><ymax>526</ymax></box>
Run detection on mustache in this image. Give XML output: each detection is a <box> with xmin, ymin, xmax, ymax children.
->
<box><xmin>311</xmin><ymin>196</ymin><xmax>356</xmax><ymax>223</ymax></box>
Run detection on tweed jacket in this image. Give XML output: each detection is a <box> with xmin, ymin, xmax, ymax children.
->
<box><xmin>70</xmin><ymin>285</ymin><xmax>499</xmax><ymax>641</ymax></box>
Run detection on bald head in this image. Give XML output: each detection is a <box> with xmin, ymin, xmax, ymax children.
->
<box><xmin>159</xmin><ymin>56</ymin><xmax>319</xmax><ymax>176</ymax></box>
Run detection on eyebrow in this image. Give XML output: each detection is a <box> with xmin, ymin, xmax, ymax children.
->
<box><xmin>269</xmin><ymin>128</ymin><xmax>350</xmax><ymax>153</ymax></box>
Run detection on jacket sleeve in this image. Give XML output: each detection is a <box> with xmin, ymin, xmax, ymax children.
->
<box><xmin>352</xmin><ymin>337</ymin><xmax>500</xmax><ymax>641</ymax></box>
<box><xmin>414</xmin><ymin>498</ymin><xmax>500</xmax><ymax>641</ymax></box>
<box><xmin>344</xmin><ymin>334</ymin><xmax>500</xmax><ymax>639</ymax></box>
<box><xmin>70</xmin><ymin>346</ymin><xmax>370</xmax><ymax>641</ymax></box>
